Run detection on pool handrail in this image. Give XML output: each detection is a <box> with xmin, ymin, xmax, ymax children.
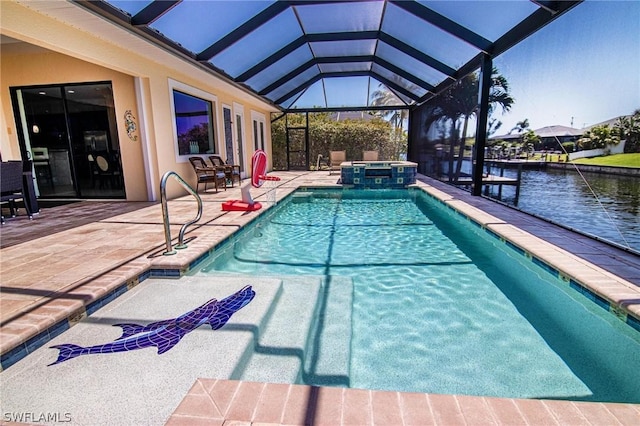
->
<box><xmin>160</xmin><ymin>171</ymin><xmax>203</xmax><ymax>255</ymax></box>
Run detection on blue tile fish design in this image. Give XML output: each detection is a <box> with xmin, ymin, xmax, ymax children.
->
<box><xmin>48</xmin><ymin>285</ymin><xmax>255</xmax><ymax>365</ymax></box>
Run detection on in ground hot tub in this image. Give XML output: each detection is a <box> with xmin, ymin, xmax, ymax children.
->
<box><xmin>340</xmin><ymin>161</ymin><xmax>417</xmax><ymax>188</ymax></box>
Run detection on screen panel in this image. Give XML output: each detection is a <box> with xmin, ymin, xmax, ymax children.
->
<box><xmin>211</xmin><ymin>7</ymin><xmax>302</xmax><ymax>77</ymax></box>
<box><xmin>295</xmin><ymin>1</ymin><xmax>383</xmax><ymax>34</ymax></box>
<box><xmin>382</xmin><ymin>2</ymin><xmax>478</xmax><ymax>69</ymax></box>
<box><xmin>150</xmin><ymin>0</ymin><xmax>275</xmax><ymax>53</ymax></box>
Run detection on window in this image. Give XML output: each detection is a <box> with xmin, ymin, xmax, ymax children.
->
<box><xmin>169</xmin><ymin>79</ymin><xmax>218</xmax><ymax>161</ymax></box>
<box><xmin>251</xmin><ymin>111</ymin><xmax>266</xmax><ymax>152</ymax></box>
<box><xmin>235</xmin><ymin>106</ymin><xmax>246</xmax><ymax>175</ymax></box>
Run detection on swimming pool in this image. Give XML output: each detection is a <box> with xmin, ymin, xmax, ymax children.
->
<box><xmin>193</xmin><ymin>188</ymin><xmax>640</xmax><ymax>403</ymax></box>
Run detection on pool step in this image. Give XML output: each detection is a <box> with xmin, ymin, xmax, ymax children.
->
<box><xmin>143</xmin><ymin>275</ymin><xmax>284</xmax><ymax>379</ymax></box>
<box><xmin>237</xmin><ymin>275</ymin><xmax>354</xmax><ymax>388</ymax></box>
<box><xmin>187</xmin><ymin>272</ymin><xmax>354</xmax><ymax>387</ymax></box>
<box><xmin>237</xmin><ymin>276</ymin><xmax>323</xmax><ymax>384</ymax></box>
<box><xmin>292</xmin><ymin>192</ymin><xmax>314</xmax><ymax>203</ymax></box>
<box><xmin>303</xmin><ymin>275</ymin><xmax>353</xmax><ymax>387</ymax></box>
<box><xmin>0</xmin><ymin>275</ymin><xmax>285</xmax><ymax>426</ymax></box>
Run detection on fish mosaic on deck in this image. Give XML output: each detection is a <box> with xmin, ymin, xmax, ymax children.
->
<box><xmin>48</xmin><ymin>285</ymin><xmax>255</xmax><ymax>365</ymax></box>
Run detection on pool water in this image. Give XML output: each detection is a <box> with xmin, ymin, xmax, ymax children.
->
<box><xmin>195</xmin><ymin>189</ymin><xmax>640</xmax><ymax>402</ymax></box>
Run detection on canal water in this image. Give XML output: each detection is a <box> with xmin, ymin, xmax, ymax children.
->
<box><xmin>483</xmin><ymin>166</ymin><xmax>640</xmax><ymax>253</ymax></box>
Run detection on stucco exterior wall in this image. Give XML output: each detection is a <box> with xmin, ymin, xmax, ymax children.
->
<box><xmin>1</xmin><ymin>48</ymin><xmax>147</xmax><ymax>200</ymax></box>
<box><xmin>568</xmin><ymin>141</ymin><xmax>626</xmax><ymax>161</ymax></box>
<box><xmin>0</xmin><ymin>0</ymin><xmax>277</xmax><ymax>200</ymax></box>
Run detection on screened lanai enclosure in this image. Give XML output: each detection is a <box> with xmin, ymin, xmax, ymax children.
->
<box><xmin>82</xmin><ymin>0</ymin><xmax>581</xmax><ymax>179</ymax></box>
<box><xmin>76</xmin><ymin>0</ymin><xmax>639</xmax><ymax>251</ymax></box>
<box><xmin>78</xmin><ymin>0</ymin><xmax>582</xmax><ymax>163</ymax></box>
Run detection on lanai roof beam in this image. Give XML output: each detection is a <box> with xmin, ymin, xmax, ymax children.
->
<box><xmin>275</xmin><ymin>70</ymin><xmax>419</xmax><ymax>106</ymax></box>
<box><xmin>260</xmin><ymin>55</ymin><xmax>434</xmax><ymax>97</ymax></box>
<box><xmin>131</xmin><ymin>1</ymin><xmax>180</xmax><ymax>26</ymax></box>
<box><xmin>196</xmin><ymin>2</ymin><xmax>290</xmax><ymax>61</ymax></box>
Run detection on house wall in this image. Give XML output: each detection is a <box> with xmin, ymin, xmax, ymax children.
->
<box><xmin>0</xmin><ymin>0</ymin><xmax>276</xmax><ymax>200</ymax></box>
<box><xmin>1</xmin><ymin>48</ymin><xmax>148</xmax><ymax>200</ymax></box>
<box><xmin>568</xmin><ymin>141</ymin><xmax>626</xmax><ymax>161</ymax></box>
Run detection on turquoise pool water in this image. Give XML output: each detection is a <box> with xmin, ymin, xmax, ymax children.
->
<box><xmin>195</xmin><ymin>189</ymin><xmax>640</xmax><ymax>402</ymax></box>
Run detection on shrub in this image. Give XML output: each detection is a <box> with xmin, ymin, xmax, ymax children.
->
<box><xmin>577</xmin><ymin>124</ymin><xmax>620</xmax><ymax>151</ymax></box>
<box><xmin>272</xmin><ymin>113</ymin><xmax>404</xmax><ymax>170</ymax></box>
<box><xmin>561</xmin><ymin>142</ymin><xmax>575</xmax><ymax>153</ymax></box>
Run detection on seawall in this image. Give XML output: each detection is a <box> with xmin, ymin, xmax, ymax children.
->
<box><xmin>547</xmin><ymin>163</ymin><xmax>639</xmax><ymax>177</ymax></box>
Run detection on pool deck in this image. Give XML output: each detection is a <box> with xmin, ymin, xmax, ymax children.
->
<box><xmin>1</xmin><ymin>171</ymin><xmax>639</xmax><ymax>425</ymax></box>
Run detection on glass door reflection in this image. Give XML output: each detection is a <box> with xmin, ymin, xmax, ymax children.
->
<box><xmin>13</xmin><ymin>82</ymin><xmax>125</xmax><ymax>199</ymax></box>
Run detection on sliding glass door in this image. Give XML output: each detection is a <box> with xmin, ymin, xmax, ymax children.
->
<box><xmin>11</xmin><ymin>82</ymin><xmax>125</xmax><ymax>199</ymax></box>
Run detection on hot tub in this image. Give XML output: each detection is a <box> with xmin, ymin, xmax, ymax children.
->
<box><xmin>340</xmin><ymin>160</ymin><xmax>417</xmax><ymax>188</ymax></box>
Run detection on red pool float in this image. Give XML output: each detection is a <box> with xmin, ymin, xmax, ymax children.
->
<box><xmin>222</xmin><ymin>150</ymin><xmax>280</xmax><ymax>211</ymax></box>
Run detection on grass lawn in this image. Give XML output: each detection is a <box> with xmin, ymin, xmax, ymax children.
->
<box><xmin>571</xmin><ymin>153</ymin><xmax>640</xmax><ymax>168</ymax></box>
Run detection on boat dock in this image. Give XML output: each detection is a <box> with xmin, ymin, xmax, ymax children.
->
<box><xmin>455</xmin><ymin>161</ymin><xmax>524</xmax><ymax>204</ymax></box>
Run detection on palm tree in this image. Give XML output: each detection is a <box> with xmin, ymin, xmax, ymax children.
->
<box><xmin>522</xmin><ymin>129</ymin><xmax>540</xmax><ymax>159</ymax></box>
<box><xmin>417</xmin><ymin>83</ymin><xmax>467</xmax><ymax>179</ymax></box>
<box><xmin>371</xmin><ymin>87</ymin><xmax>406</xmax><ymax>126</ymax></box>
<box><xmin>614</xmin><ymin>109</ymin><xmax>640</xmax><ymax>153</ymax></box>
<box><xmin>427</xmin><ymin>67</ymin><xmax>514</xmax><ymax>181</ymax></box>
<box><xmin>371</xmin><ymin>86</ymin><xmax>408</xmax><ymax>159</ymax></box>
<box><xmin>487</xmin><ymin>118</ymin><xmax>503</xmax><ymax>137</ymax></box>
<box><xmin>509</xmin><ymin>119</ymin><xmax>530</xmax><ymax>135</ymax></box>
<box><xmin>450</xmin><ymin>74</ymin><xmax>481</xmax><ymax>180</ymax></box>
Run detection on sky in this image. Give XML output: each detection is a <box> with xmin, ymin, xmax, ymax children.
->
<box><xmin>492</xmin><ymin>0</ymin><xmax>640</xmax><ymax>133</ymax></box>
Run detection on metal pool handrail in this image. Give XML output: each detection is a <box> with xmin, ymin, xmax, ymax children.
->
<box><xmin>160</xmin><ymin>171</ymin><xmax>203</xmax><ymax>255</ymax></box>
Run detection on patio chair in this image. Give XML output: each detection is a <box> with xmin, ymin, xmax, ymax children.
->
<box><xmin>329</xmin><ymin>150</ymin><xmax>346</xmax><ymax>175</ymax></box>
<box><xmin>188</xmin><ymin>157</ymin><xmax>226</xmax><ymax>193</ymax></box>
<box><xmin>363</xmin><ymin>150</ymin><xmax>379</xmax><ymax>161</ymax></box>
<box><xmin>209</xmin><ymin>155</ymin><xmax>241</xmax><ymax>187</ymax></box>
<box><xmin>1</xmin><ymin>160</ymin><xmax>33</xmax><ymax>224</ymax></box>
<box><xmin>90</xmin><ymin>153</ymin><xmax>123</xmax><ymax>189</ymax></box>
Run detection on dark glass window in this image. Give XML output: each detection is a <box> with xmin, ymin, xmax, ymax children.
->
<box><xmin>173</xmin><ymin>90</ymin><xmax>216</xmax><ymax>156</ymax></box>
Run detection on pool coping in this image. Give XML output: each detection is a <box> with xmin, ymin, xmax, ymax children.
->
<box><xmin>164</xmin><ymin>378</ymin><xmax>640</xmax><ymax>425</ymax></box>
